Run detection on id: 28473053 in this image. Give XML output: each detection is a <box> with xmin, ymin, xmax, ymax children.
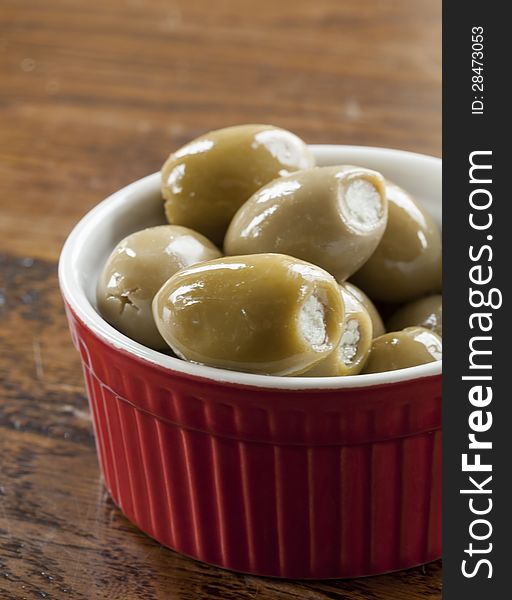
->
<box><xmin>472</xmin><ymin>26</ymin><xmax>484</xmax><ymax>115</ymax></box>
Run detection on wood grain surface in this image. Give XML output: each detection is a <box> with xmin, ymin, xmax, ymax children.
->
<box><xmin>0</xmin><ymin>0</ymin><xmax>441</xmax><ymax>598</ymax></box>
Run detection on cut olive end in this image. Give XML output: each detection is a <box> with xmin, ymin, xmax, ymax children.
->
<box><xmin>300</xmin><ymin>284</ymin><xmax>373</xmax><ymax>377</ymax></box>
<box><xmin>344</xmin><ymin>281</ymin><xmax>386</xmax><ymax>338</ymax></box>
<box><xmin>152</xmin><ymin>253</ymin><xmax>344</xmax><ymax>376</ymax></box>
<box><xmin>224</xmin><ymin>165</ymin><xmax>388</xmax><ymax>282</ymax></box>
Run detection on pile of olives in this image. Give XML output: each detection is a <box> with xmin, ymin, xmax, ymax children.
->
<box><xmin>97</xmin><ymin>124</ymin><xmax>442</xmax><ymax>377</ymax></box>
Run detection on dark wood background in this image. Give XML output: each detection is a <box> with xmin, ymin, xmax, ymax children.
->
<box><xmin>0</xmin><ymin>0</ymin><xmax>441</xmax><ymax>598</ymax></box>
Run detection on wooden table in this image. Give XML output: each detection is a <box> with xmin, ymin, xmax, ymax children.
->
<box><xmin>0</xmin><ymin>1</ymin><xmax>441</xmax><ymax>598</ymax></box>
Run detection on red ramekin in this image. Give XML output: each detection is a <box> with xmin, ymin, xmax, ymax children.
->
<box><xmin>59</xmin><ymin>145</ymin><xmax>442</xmax><ymax>579</ymax></box>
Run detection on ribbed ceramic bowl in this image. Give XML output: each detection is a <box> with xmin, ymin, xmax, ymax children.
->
<box><xmin>59</xmin><ymin>145</ymin><xmax>442</xmax><ymax>579</ymax></box>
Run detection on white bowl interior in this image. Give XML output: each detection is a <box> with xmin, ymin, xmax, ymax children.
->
<box><xmin>59</xmin><ymin>145</ymin><xmax>442</xmax><ymax>389</ymax></box>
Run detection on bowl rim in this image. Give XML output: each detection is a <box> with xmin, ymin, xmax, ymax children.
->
<box><xmin>59</xmin><ymin>144</ymin><xmax>442</xmax><ymax>390</ymax></box>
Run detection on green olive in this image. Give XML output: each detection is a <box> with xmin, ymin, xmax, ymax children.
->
<box><xmin>344</xmin><ymin>281</ymin><xmax>386</xmax><ymax>337</ymax></box>
<box><xmin>362</xmin><ymin>326</ymin><xmax>442</xmax><ymax>374</ymax></box>
<box><xmin>386</xmin><ymin>294</ymin><xmax>442</xmax><ymax>336</ymax></box>
<box><xmin>224</xmin><ymin>165</ymin><xmax>387</xmax><ymax>282</ymax></box>
<box><xmin>351</xmin><ymin>180</ymin><xmax>442</xmax><ymax>303</ymax></box>
<box><xmin>97</xmin><ymin>225</ymin><xmax>222</xmax><ymax>349</ymax></box>
<box><xmin>301</xmin><ymin>285</ymin><xmax>372</xmax><ymax>376</ymax></box>
<box><xmin>152</xmin><ymin>254</ymin><xmax>344</xmax><ymax>375</ymax></box>
<box><xmin>161</xmin><ymin>124</ymin><xmax>314</xmax><ymax>246</ymax></box>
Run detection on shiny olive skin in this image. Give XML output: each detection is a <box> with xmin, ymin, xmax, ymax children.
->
<box><xmin>351</xmin><ymin>180</ymin><xmax>442</xmax><ymax>303</ymax></box>
<box><xmin>161</xmin><ymin>124</ymin><xmax>314</xmax><ymax>245</ymax></box>
<box><xmin>224</xmin><ymin>165</ymin><xmax>388</xmax><ymax>282</ymax></box>
<box><xmin>387</xmin><ymin>294</ymin><xmax>442</xmax><ymax>336</ymax></box>
<box><xmin>97</xmin><ymin>225</ymin><xmax>222</xmax><ymax>349</ymax></box>
<box><xmin>152</xmin><ymin>254</ymin><xmax>344</xmax><ymax>376</ymax></box>
<box><xmin>344</xmin><ymin>281</ymin><xmax>385</xmax><ymax>338</ymax></box>
<box><xmin>362</xmin><ymin>326</ymin><xmax>442</xmax><ymax>374</ymax></box>
<box><xmin>301</xmin><ymin>285</ymin><xmax>372</xmax><ymax>376</ymax></box>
